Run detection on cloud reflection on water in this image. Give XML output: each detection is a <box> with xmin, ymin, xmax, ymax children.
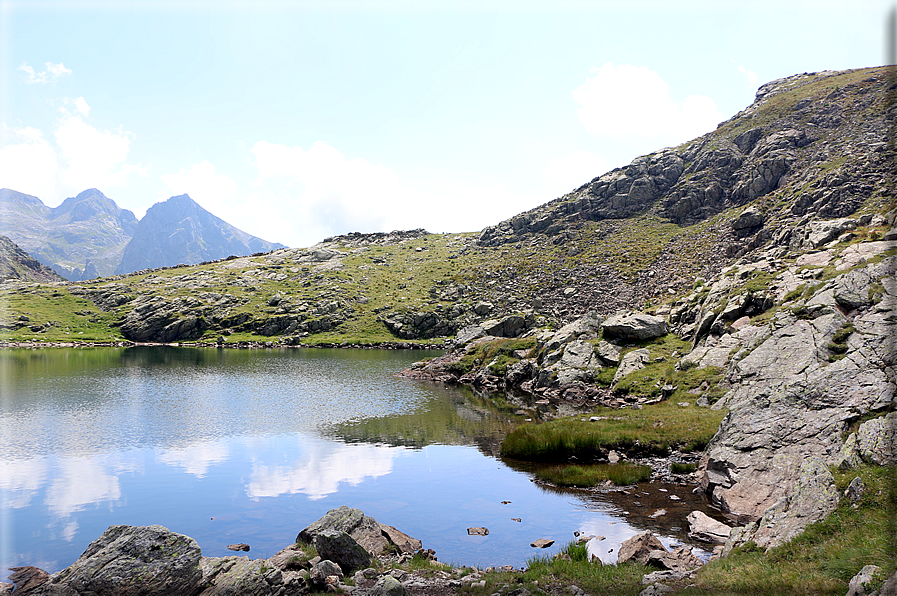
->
<box><xmin>246</xmin><ymin>437</ymin><xmax>403</xmax><ymax>500</ymax></box>
<box><xmin>158</xmin><ymin>440</ymin><xmax>230</xmax><ymax>478</ymax></box>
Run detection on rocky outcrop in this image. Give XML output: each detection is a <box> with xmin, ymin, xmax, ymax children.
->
<box><xmin>16</xmin><ymin>524</ymin><xmax>203</xmax><ymax>595</ymax></box>
<box><xmin>0</xmin><ymin>235</ymin><xmax>64</xmax><ymax>283</ymax></box>
<box><xmin>12</xmin><ymin>509</ymin><xmax>434</xmax><ymax>596</ymax></box>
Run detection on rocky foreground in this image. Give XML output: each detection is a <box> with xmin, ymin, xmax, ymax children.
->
<box><xmin>6</xmin><ymin>505</ymin><xmax>896</xmax><ymax>596</ymax></box>
<box><xmin>402</xmin><ymin>230</ymin><xmax>897</xmax><ymax>553</ymax></box>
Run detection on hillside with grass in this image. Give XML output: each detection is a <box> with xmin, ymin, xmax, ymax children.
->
<box><xmin>1</xmin><ymin>66</ymin><xmax>895</xmax><ymax>594</ymax></box>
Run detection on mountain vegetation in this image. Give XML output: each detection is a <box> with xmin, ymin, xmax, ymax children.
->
<box><xmin>1</xmin><ymin>66</ymin><xmax>895</xmax><ymax>594</ymax></box>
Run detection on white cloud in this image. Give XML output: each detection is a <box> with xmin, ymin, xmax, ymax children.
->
<box><xmin>158</xmin><ymin>439</ymin><xmax>229</xmax><ymax>478</ymax></box>
<box><xmin>543</xmin><ymin>150</ymin><xmax>610</xmax><ymax>192</ymax></box>
<box><xmin>239</xmin><ymin>140</ymin><xmax>547</xmax><ymax>248</ymax></box>
<box><xmin>573</xmin><ymin>62</ymin><xmax>724</xmax><ymax>144</ymax></box>
<box><xmin>0</xmin><ymin>125</ymin><xmax>60</xmax><ymax>198</ymax></box>
<box><xmin>73</xmin><ymin>97</ymin><xmax>91</xmax><ymax>117</ymax></box>
<box><xmin>0</xmin><ymin>103</ymin><xmax>147</xmax><ymax>201</ymax></box>
<box><xmin>247</xmin><ymin>439</ymin><xmax>402</xmax><ymax>501</ymax></box>
<box><xmin>19</xmin><ymin>62</ymin><xmax>72</xmax><ymax>84</ymax></box>
<box><xmin>160</xmin><ymin>160</ymin><xmax>238</xmax><ymax>206</ymax></box>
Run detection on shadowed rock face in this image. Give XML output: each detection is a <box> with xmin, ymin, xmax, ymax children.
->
<box><xmin>115</xmin><ymin>194</ymin><xmax>284</xmax><ymax>275</ymax></box>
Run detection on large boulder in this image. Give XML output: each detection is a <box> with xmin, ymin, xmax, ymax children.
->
<box><xmin>46</xmin><ymin>525</ymin><xmax>203</xmax><ymax>596</ymax></box>
<box><xmin>617</xmin><ymin>531</ymin><xmax>666</xmax><ymax>565</ymax></box>
<box><xmin>602</xmin><ymin>312</ymin><xmax>668</xmax><ymax>340</ymax></box>
<box><xmin>198</xmin><ymin>556</ymin><xmax>306</xmax><ymax>596</ymax></box>
<box><xmin>297</xmin><ymin>506</ymin><xmax>422</xmax><ymax>559</ymax></box>
<box><xmin>313</xmin><ymin>530</ymin><xmax>372</xmax><ymax>573</ymax></box>
<box><xmin>298</xmin><ymin>506</ymin><xmax>389</xmax><ymax>555</ymax></box>
<box><xmin>481</xmin><ymin>314</ymin><xmax>528</xmax><ymax>338</ymax></box>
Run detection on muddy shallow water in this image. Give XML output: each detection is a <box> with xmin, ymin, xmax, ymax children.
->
<box><xmin>0</xmin><ymin>346</ymin><xmax>728</xmax><ymax>576</ymax></box>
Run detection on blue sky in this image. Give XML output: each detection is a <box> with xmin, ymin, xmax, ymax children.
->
<box><xmin>0</xmin><ymin>0</ymin><xmax>892</xmax><ymax>248</ymax></box>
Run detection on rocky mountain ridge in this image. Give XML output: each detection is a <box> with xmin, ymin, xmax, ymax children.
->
<box><xmin>0</xmin><ymin>235</ymin><xmax>64</xmax><ymax>283</ymax></box>
<box><xmin>0</xmin><ymin>189</ymin><xmax>284</xmax><ymax>281</ymax></box>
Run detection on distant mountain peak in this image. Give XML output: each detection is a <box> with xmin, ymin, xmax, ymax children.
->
<box><xmin>114</xmin><ymin>194</ymin><xmax>285</xmax><ymax>274</ymax></box>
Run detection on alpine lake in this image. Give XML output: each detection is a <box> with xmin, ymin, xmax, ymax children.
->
<box><xmin>1</xmin><ymin>346</ymin><xmax>724</xmax><ymax>576</ymax></box>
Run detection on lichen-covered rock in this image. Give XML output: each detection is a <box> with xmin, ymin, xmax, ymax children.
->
<box><xmin>47</xmin><ymin>524</ymin><xmax>203</xmax><ymax>596</ymax></box>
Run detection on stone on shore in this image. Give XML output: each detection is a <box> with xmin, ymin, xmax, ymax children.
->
<box><xmin>686</xmin><ymin>511</ymin><xmax>732</xmax><ymax>543</ymax></box>
<box><xmin>617</xmin><ymin>531</ymin><xmax>666</xmax><ymax>565</ymax></box>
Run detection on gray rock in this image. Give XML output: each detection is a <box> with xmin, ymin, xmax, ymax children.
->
<box><xmin>602</xmin><ymin>312</ymin><xmax>668</xmax><ymax>340</ymax></box>
<box><xmin>645</xmin><ymin>546</ymin><xmax>703</xmax><ymax>572</ymax></box>
<box><xmin>8</xmin><ymin>566</ymin><xmax>49</xmax><ymax>593</ymax></box>
<box><xmin>855</xmin><ymin>412</ymin><xmax>897</xmax><ymax>465</ymax></box>
<box><xmin>453</xmin><ymin>324</ymin><xmax>486</xmax><ymax>348</ymax></box>
<box><xmin>309</xmin><ymin>559</ymin><xmax>343</xmax><ymax>586</ymax></box>
<box><xmin>473</xmin><ymin>301</ymin><xmax>494</xmax><ymax>316</ymax></box>
<box><xmin>467</xmin><ymin>527</ymin><xmax>489</xmax><ymax>536</ymax></box>
<box><xmin>732</xmin><ymin>205</ymin><xmax>766</xmax><ymax>231</ymax></box>
<box><xmin>846</xmin><ymin>564</ymin><xmax>882</xmax><ymax>596</ymax></box>
<box><xmin>367</xmin><ymin>575</ymin><xmax>411</xmax><ymax>596</ymax></box>
<box><xmin>739</xmin><ymin>457</ymin><xmax>840</xmax><ymax>548</ymax></box>
<box><xmin>639</xmin><ymin>583</ymin><xmax>675</xmax><ymax>596</ymax></box>
<box><xmin>641</xmin><ymin>570</ymin><xmax>687</xmax><ymax>586</ymax></box>
<box><xmin>530</xmin><ymin>539</ymin><xmax>554</xmax><ymax>548</ymax></box>
<box><xmin>378</xmin><ymin>524</ymin><xmax>422</xmax><ymax>555</ymax></box>
<box><xmin>845</xmin><ymin>477</ymin><xmax>865</xmax><ymax>504</ymax></box>
<box><xmin>313</xmin><ymin>529</ymin><xmax>372</xmax><ymax>573</ymax></box>
<box><xmin>686</xmin><ymin>511</ymin><xmax>732</xmax><ymax>543</ymax></box>
<box><xmin>617</xmin><ymin>531</ymin><xmax>666</xmax><ymax>565</ymax></box>
<box><xmin>595</xmin><ymin>340</ymin><xmax>622</xmax><ymax>365</ymax></box>
<box><xmin>198</xmin><ymin>556</ymin><xmax>304</xmax><ymax>596</ymax></box>
<box><xmin>482</xmin><ymin>314</ymin><xmax>527</xmax><ymax>338</ymax></box>
<box><xmin>613</xmin><ymin>348</ymin><xmax>650</xmax><ymax>386</ymax></box>
<box><xmin>881</xmin><ymin>570</ymin><xmax>897</xmax><ymax>596</ymax></box>
<box><xmin>298</xmin><ymin>505</ymin><xmax>389</xmax><ymax>556</ymax></box>
<box><xmin>48</xmin><ymin>524</ymin><xmax>203</xmax><ymax>596</ymax></box>
<box><xmin>699</xmin><ymin>258</ymin><xmax>896</xmax><ymax>540</ymax></box>
<box><xmin>805</xmin><ymin>217</ymin><xmax>857</xmax><ymax>248</ymax></box>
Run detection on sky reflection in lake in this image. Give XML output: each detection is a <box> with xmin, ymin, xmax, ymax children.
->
<box><xmin>1</xmin><ymin>347</ymin><xmax>718</xmax><ymax>576</ymax></box>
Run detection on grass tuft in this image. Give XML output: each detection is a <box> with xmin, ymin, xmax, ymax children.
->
<box><xmin>533</xmin><ymin>463</ymin><xmax>651</xmax><ymax>487</ymax></box>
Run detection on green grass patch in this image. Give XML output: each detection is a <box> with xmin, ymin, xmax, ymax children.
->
<box><xmin>500</xmin><ymin>400</ymin><xmax>727</xmax><ymax>461</ymax></box>
<box><xmin>451</xmin><ymin>337</ymin><xmax>537</xmax><ymax>375</ymax></box>
<box><xmin>689</xmin><ymin>464</ymin><xmax>897</xmax><ymax>596</ymax></box>
<box><xmin>534</xmin><ymin>463</ymin><xmax>652</xmax><ymax>487</ymax></box>
<box><xmin>671</xmin><ymin>462</ymin><xmax>697</xmax><ymax>474</ymax></box>
<box><xmin>517</xmin><ymin>541</ymin><xmax>648</xmax><ymax>596</ymax></box>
